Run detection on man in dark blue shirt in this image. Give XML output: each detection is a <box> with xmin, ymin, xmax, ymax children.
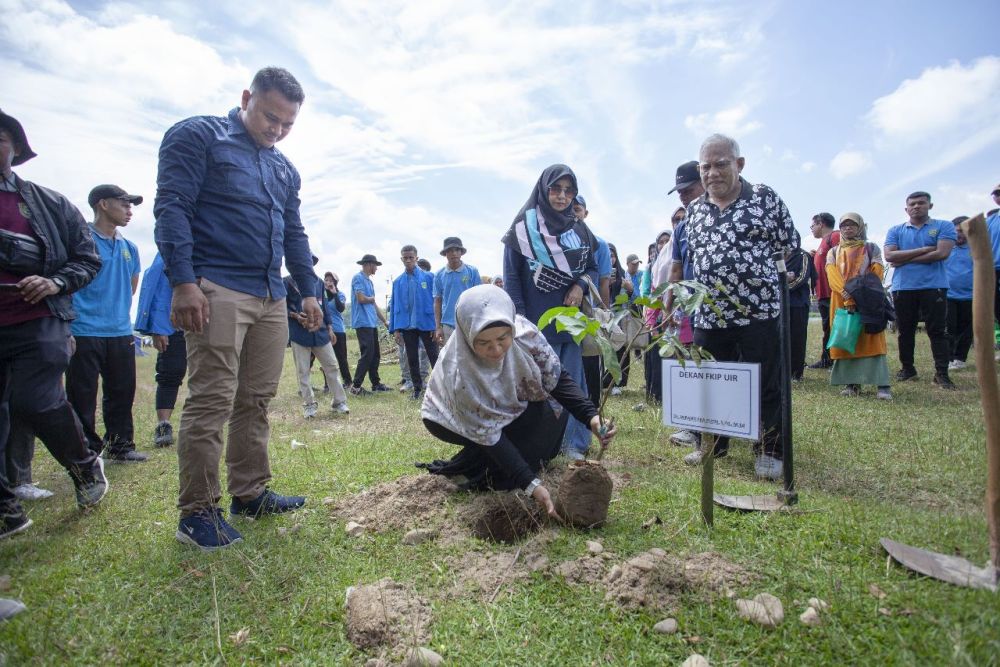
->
<box><xmin>154</xmin><ymin>67</ymin><xmax>320</xmax><ymax>550</ymax></box>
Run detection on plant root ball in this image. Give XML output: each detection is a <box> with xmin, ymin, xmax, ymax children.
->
<box><xmin>555</xmin><ymin>461</ymin><xmax>613</xmax><ymax>528</ymax></box>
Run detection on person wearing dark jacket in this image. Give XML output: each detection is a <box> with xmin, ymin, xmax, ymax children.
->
<box><xmin>0</xmin><ymin>108</ymin><xmax>109</xmax><ymax>541</ymax></box>
<box><xmin>785</xmin><ymin>243</ymin><xmax>815</xmax><ymax>381</ymax></box>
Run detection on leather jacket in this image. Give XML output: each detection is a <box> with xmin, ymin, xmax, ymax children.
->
<box><xmin>13</xmin><ymin>174</ymin><xmax>102</xmax><ymax>321</ymax></box>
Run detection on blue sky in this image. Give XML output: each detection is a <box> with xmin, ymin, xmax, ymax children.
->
<box><xmin>3</xmin><ymin>0</ymin><xmax>998</xmax><ymax>306</ymax></box>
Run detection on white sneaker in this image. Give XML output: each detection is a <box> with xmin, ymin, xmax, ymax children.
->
<box><xmin>948</xmin><ymin>360</ymin><xmax>966</xmax><ymax>370</ymax></box>
<box><xmin>754</xmin><ymin>454</ymin><xmax>783</xmax><ymax>481</ymax></box>
<box><xmin>610</xmin><ymin>387</ymin><xmax>622</xmax><ymax>397</ymax></box>
<box><xmin>670</xmin><ymin>430</ymin><xmax>699</xmax><ymax>447</ymax></box>
<box><xmin>876</xmin><ymin>388</ymin><xmax>893</xmax><ymax>401</ymax></box>
<box><xmin>399</xmin><ymin>382</ymin><xmax>414</xmax><ymax>393</ymax></box>
<box><xmin>332</xmin><ymin>402</ymin><xmax>350</xmax><ymax>415</ymax></box>
<box><xmin>12</xmin><ymin>483</ymin><xmax>54</xmax><ymax>501</ymax></box>
<box><xmin>303</xmin><ymin>402</ymin><xmax>318</xmax><ymax>419</ymax></box>
<box><xmin>683</xmin><ymin>449</ymin><xmax>705</xmax><ymax>466</ymax></box>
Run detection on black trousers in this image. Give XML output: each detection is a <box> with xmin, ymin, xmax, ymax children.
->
<box><xmin>66</xmin><ymin>334</ymin><xmax>137</xmax><ymax>455</ymax></box>
<box><xmin>582</xmin><ymin>355</ymin><xmax>602</xmax><ymax>408</ymax></box>
<box><xmin>816</xmin><ymin>297</ymin><xmax>832</xmax><ymax>365</ymax></box>
<box><xmin>0</xmin><ymin>317</ymin><xmax>99</xmax><ymax>514</ymax></box>
<box><xmin>0</xmin><ymin>417</ymin><xmax>33</xmax><ymax>488</ymax></box>
<box><xmin>420</xmin><ymin>400</ymin><xmax>566</xmax><ymax>492</ymax></box>
<box><xmin>401</xmin><ymin>329</ymin><xmax>439</xmax><ymax>391</ymax></box>
<box><xmin>946</xmin><ymin>299</ymin><xmax>973</xmax><ymax>363</ymax></box>
<box><xmin>331</xmin><ymin>332</ymin><xmax>352</xmax><ymax>386</ymax></box>
<box><xmin>644</xmin><ymin>347</ymin><xmax>662</xmax><ymax>403</ymax></box>
<box><xmin>893</xmin><ymin>288</ymin><xmax>949</xmax><ymax>375</ymax></box>
<box><xmin>154</xmin><ymin>330</ymin><xmax>187</xmax><ymax>411</ymax></box>
<box><xmin>352</xmin><ymin>327</ymin><xmax>381</xmax><ymax>388</ymax></box>
<box><xmin>694</xmin><ymin>318</ymin><xmax>783</xmax><ymax>459</ymax></box>
<box><xmin>789</xmin><ymin>306</ymin><xmax>809</xmax><ymax>379</ymax></box>
<box><xmin>614</xmin><ymin>345</ymin><xmax>631</xmax><ymax>388</ymax></box>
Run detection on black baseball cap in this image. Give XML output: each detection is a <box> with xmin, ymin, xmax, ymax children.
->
<box><xmin>88</xmin><ymin>184</ymin><xmax>143</xmax><ymax>208</ymax></box>
<box><xmin>667</xmin><ymin>160</ymin><xmax>700</xmax><ymax>194</ymax></box>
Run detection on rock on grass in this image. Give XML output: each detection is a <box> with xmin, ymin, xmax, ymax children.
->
<box><xmin>681</xmin><ymin>654</ymin><xmax>709</xmax><ymax>667</ymax></box>
<box><xmin>403</xmin><ymin>647</ymin><xmax>444</xmax><ymax>666</ymax></box>
<box><xmin>653</xmin><ymin>618</ymin><xmax>679</xmax><ymax>634</ymax></box>
<box><xmin>735</xmin><ymin>593</ymin><xmax>784</xmax><ymax>628</ymax></box>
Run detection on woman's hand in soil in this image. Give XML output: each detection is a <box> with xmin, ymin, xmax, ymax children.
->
<box><xmin>532</xmin><ymin>485</ymin><xmax>560</xmax><ymax>519</ymax></box>
<box><xmin>590</xmin><ymin>416</ymin><xmax>617</xmax><ymax>447</ymax></box>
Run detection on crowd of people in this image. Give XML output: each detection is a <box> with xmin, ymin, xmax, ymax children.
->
<box><xmin>2</xmin><ymin>66</ymin><xmax>1000</xmax><ymax>617</ymax></box>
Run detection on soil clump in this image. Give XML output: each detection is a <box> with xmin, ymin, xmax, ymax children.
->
<box><xmin>345</xmin><ymin>578</ymin><xmax>432</xmax><ymax>653</ymax></box>
<box><xmin>334</xmin><ymin>475</ymin><xmax>456</xmax><ymax>532</ymax></box>
<box><xmin>554</xmin><ymin>461</ymin><xmax>613</xmax><ymax>528</ymax></box>
<box><xmin>600</xmin><ymin>549</ymin><xmax>755</xmax><ymax>612</ymax></box>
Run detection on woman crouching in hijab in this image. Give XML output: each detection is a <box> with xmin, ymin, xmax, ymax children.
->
<box><xmin>420</xmin><ymin>285</ymin><xmax>617</xmax><ymax>517</ymax></box>
<box><xmin>501</xmin><ymin>164</ymin><xmax>600</xmax><ymax>460</ymax></box>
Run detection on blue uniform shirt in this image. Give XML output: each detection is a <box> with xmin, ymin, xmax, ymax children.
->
<box><xmin>944</xmin><ymin>243</ymin><xmax>973</xmax><ymax>301</ymax></box>
<box><xmin>154</xmin><ymin>107</ymin><xmax>316</xmax><ymax>299</ymax></box>
<box><xmin>987</xmin><ymin>210</ymin><xmax>1000</xmax><ymax>269</ymax></box>
<box><xmin>433</xmin><ymin>262</ymin><xmax>481</xmax><ymax>327</ymax></box>
<box><xmin>134</xmin><ymin>253</ymin><xmax>175</xmax><ymax>335</ymax></box>
<box><xmin>351</xmin><ymin>271</ymin><xmax>378</xmax><ymax>328</ymax></box>
<box><xmin>594</xmin><ymin>237</ymin><xmax>611</xmax><ymax>278</ymax></box>
<box><xmin>71</xmin><ymin>225</ymin><xmax>140</xmax><ymax>337</ymax></box>
<box><xmin>671</xmin><ymin>220</ymin><xmax>693</xmax><ymax>280</ymax></box>
<box><xmin>885</xmin><ymin>218</ymin><xmax>957</xmax><ymax>291</ymax></box>
<box><xmin>325</xmin><ymin>290</ymin><xmax>347</xmax><ymax>333</ymax></box>
<box><xmin>389</xmin><ymin>268</ymin><xmax>435</xmax><ymax>332</ymax></box>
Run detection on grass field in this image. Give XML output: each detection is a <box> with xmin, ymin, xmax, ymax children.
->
<box><xmin>1</xmin><ymin>322</ymin><xmax>998</xmax><ymax>666</ymax></box>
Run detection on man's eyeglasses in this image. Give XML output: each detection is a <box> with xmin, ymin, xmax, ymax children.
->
<box><xmin>548</xmin><ymin>185</ymin><xmax>577</xmax><ymax>197</ymax></box>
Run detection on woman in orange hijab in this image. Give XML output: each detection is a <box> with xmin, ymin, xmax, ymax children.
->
<box><xmin>826</xmin><ymin>212</ymin><xmax>891</xmax><ymax>400</ymax></box>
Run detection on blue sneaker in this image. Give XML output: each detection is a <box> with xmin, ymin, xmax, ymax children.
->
<box><xmin>176</xmin><ymin>509</ymin><xmax>243</xmax><ymax>551</ymax></box>
<box><xmin>230</xmin><ymin>488</ymin><xmax>306</xmax><ymax>519</ymax></box>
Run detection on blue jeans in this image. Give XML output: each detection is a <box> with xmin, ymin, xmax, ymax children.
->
<box><xmin>551</xmin><ymin>342</ymin><xmax>591</xmax><ymax>455</ymax></box>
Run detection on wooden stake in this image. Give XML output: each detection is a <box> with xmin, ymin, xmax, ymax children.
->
<box><xmin>961</xmin><ymin>213</ymin><xmax>1000</xmax><ymax>570</ymax></box>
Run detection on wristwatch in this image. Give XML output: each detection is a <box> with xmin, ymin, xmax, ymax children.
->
<box><xmin>51</xmin><ymin>276</ymin><xmax>67</xmax><ymax>294</ymax></box>
<box><xmin>524</xmin><ymin>478</ymin><xmax>542</xmax><ymax>495</ymax></box>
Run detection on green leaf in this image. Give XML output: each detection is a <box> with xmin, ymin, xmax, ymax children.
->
<box><xmin>538</xmin><ymin>306</ymin><xmax>576</xmax><ymax>331</ymax></box>
<box><xmin>596</xmin><ymin>338</ymin><xmax>622</xmax><ymax>384</ymax></box>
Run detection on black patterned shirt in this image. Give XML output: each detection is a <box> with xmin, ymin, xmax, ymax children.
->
<box><xmin>686</xmin><ymin>178</ymin><xmax>797</xmax><ymax>329</ymax></box>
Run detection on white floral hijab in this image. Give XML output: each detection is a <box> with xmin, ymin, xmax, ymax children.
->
<box><xmin>421</xmin><ymin>285</ymin><xmax>561</xmax><ymax>446</ymax></box>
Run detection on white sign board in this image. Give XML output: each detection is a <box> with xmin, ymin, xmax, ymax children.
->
<box><xmin>661</xmin><ymin>360</ymin><xmax>760</xmax><ymax>440</ymax></box>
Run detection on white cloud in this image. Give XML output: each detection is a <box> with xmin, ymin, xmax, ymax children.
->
<box><xmin>867</xmin><ymin>56</ymin><xmax>1000</xmax><ymax>141</ymax></box>
<box><xmin>683</xmin><ymin>103</ymin><xmax>762</xmax><ymax>138</ymax></box>
<box><xmin>829</xmin><ymin>150</ymin><xmax>872</xmax><ymax>179</ymax></box>
<box><xmin>799</xmin><ymin>161</ymin><xmax>816</xmax><ymax>173</ymax></box>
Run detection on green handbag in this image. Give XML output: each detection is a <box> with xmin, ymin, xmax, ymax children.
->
<box><xmin>827</xmin><ymin>307</ymin><xmax>863</xmax><ymax>355</ymax></box>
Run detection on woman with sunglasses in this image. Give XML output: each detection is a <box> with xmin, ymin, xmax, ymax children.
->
<box><xmin>502</xmin><ymin>164</ymin><xmax>600</xmax><ymax>460</ymax></box>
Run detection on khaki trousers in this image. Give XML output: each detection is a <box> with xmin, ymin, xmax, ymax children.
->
<box><xmin>291</xmin><ymin>342</ymin><xmax>348</xmax><ymax>406</ymax></box>
<box><xmin>177</xmin><ymin>279</ymin><xmax>287</xmax><ymax>515</ymax></box>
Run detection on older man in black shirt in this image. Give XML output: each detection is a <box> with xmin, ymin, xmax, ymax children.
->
<box><xmin>683</xmin><ymin>134</ymin><xmax>797</xmax><ymax>480</ymax></box>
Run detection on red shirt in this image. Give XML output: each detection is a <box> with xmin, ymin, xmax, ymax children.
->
<box><xmin>813</xmin><ymin>230</ymin><xmax>841</xmax><ymax>299</ymax></box>
<box><xmin>0</xmin><ymin>190</ymin><xmax>52</xmax><ymax>326</ymax></box>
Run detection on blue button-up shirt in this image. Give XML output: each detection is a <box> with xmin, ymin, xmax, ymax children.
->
<box><xmin>153</xmin><ymin>107</ymin><xmax>315</xmax><ymax>299</ymax></box>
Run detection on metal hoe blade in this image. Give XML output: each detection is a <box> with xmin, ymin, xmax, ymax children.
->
<box><xmin>880</xmin><ymin>538</ymin><xmax>998</xmax><ymax>592</ymax></box>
